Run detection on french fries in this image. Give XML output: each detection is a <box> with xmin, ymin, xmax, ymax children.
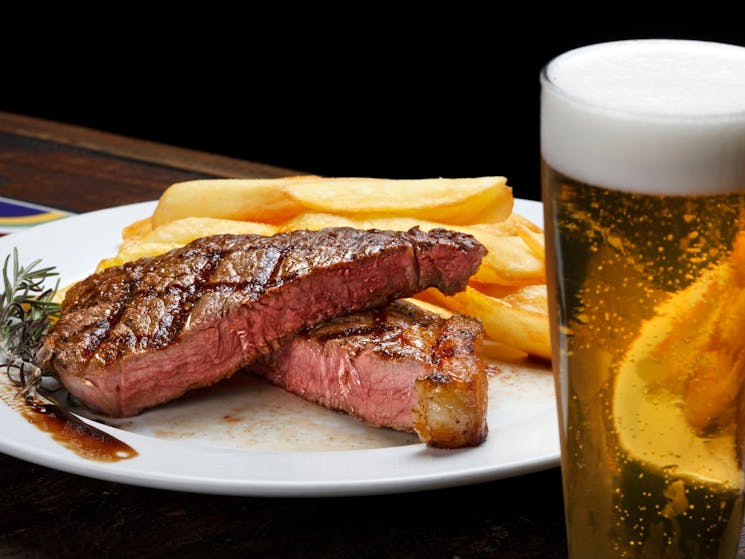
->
<box><xmin>283</xmin><ymin>176</ymin><xmax>513</xmax><ymax>224</ymax></box>
<box><xmin>136</xmin><ymin>217</ymin><xmax>277</xmax><ymax>245</ymax></box>
<box><xmin>108</xmin><ymin>175</ymin><xmax>551</xmax><ymax>363</ymax></box>
<box><xmin>151</xmin><ymin>176</ymin><xmax>513</xmax><ymax>228</ymax></box>
<box><xmin>151</xmin><ymin>176</ymin><xmax>321</xmax><ymax>227</ymax></box>
<box><xmin>417</xmin><ymin>286</ymin><xmax>551</xmax><ymax>361</ymax></box>
<box><xmin>97</xmin><ymin>241</ymin><xmax>181</xmax><ymax>271</ymax></box>
<box><xmin>122</xmin><ymin>217</ymin><xmax>153</xmax><ymax>240</ymax></box>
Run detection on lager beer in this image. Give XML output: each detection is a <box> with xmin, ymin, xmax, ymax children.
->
<box><xmin>541</xmin><ymin>40</ymin><xmax>745</xmax><ymax>558</ymax></box>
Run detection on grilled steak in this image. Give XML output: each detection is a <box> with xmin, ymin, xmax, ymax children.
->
<box><xmin>249</xmin><ymin>300</ymin><xmax>488</xmax><ymax>448</ymax></box>
<box><xmin>38</xmin><ymin>227</ymin><xmax>486</xmax><ymax>417</ymax></box>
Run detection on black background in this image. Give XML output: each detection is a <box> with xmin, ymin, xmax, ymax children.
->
<box><xmin>4</xmin><ymin>9</ymin><xmax>745</xmax><ymax>203</ymax></box>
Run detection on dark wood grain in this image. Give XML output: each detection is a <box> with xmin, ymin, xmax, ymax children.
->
<box><xmin>0</xmin><ymin>112</ymin><xmax>300</xmax><ymax>212</ymax></box>
<box><xmin>12</xmin><ymin>110</ymin><xmax>738</xmax><ymax>559</ymax></box>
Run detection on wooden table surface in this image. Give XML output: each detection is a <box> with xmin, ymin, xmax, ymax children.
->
<box><xmin>0</xmin><ymin>111</ymin><xmax>569</xmax><ymax>558</ymax></box>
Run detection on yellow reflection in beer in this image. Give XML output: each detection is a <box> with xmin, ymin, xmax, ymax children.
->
<box><xmin>614</xmin><ymin>233</ymin><xmax>745</xmax><ymax>490</ymax></box>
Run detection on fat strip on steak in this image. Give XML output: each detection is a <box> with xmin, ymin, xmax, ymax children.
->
<box><xmin>38</xmin><ymin>227</ymin><xmax>486</xmax><ymax>417</ymax></box>
<box><xmin>249</xmin><ymin>300</ymin><xmax>488</xmax><ymax>448</ymax></box>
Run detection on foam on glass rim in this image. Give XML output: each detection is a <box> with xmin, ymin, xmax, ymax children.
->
<box><xmin>541</xmin><ymin>39</ymin><xmax>745</xmax><ymax>195</ymax></box>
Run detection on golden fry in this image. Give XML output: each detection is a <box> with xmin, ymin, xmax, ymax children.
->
<box><xmin>404</xmin><ymin>297</ymin><xmax>454</xmax><ymax>318</ymax></box>
<box><xmin>279</xmin><ymin>212</ymin><xmax>360</xmax><ymax>232</ymax></box>
<box><xmin>284</xmin><ymin>176</ymin><xmax>513</xmax><ymax>225</ymax></box>
<box><xmin>142</xmin><ymin>217</ymin><xmax>277</xmax><ymax>245</ymax></box>
<box><xmin>470</xmin><ymin>231</ymin><xmax>545</xmax><ymax>286</ymax></box>
<box><xmin>514</xmin><ymin>224</ymin><xmax>545</xmax><ymax>261</ymax></box>
<box><xmin>481</xmin><ymin>339</ymin><xmax>529</xmax><ymax>363</ymax></box>
<box><xmin>417</xmin><ymin>285</ymin><xmax>551</xmax><ymax>360</ymax></box>
<box><xmin>122</xmin><ymin>217</ymin><xmax>153</xmax><ymax>240</ymax></box>
<box><xmin>96</xmin><ymin>241</ymin><xmax>181</xmax><ymax>272</ymax></box>
<box><xmin>474</xmin><ymin>213</ymin><xmax>543</xmax><ymax>235</ymax></box>
<box><xmin>151</xmin><ymin>176</ymin><xmax>320</xmax><ymax>227</ymax></box>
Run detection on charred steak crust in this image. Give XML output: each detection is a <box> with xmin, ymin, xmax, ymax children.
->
<box><xmin>250</xmin><ymin>300</ymin><xmax>488</xmax><ymax>448</ymax></box>
<box><xmin>412</xmin><ymin>310</ymin><xmax>488</xmax><ymax>448</ymax></box>
<box><xmin>38</xmin><ymin>227</ymin><xmax>486</xmax><ymax>417</ymax></box>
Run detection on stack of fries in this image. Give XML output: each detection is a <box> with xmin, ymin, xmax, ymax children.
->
<box><xmin>100</xmin><ymin>176</ymin><xmax>550</xmax><ymax>363</ymax></box>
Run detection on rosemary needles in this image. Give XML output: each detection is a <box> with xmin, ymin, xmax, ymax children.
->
<box><xmin>0</xmin><ymin>248</ymin><xmax>60</xmax><ymax>397</ymax></box>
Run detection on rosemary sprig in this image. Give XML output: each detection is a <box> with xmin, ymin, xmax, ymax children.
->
<box><xmin>0</xmin><ymin>248</ymin><xmax>60</xmax><ymax>397</ymax></box>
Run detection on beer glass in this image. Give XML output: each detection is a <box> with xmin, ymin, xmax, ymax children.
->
<box><xmin>541</xmin><ymin>39</ymin><xmax>745</xmax><ymax>558</ymax></box>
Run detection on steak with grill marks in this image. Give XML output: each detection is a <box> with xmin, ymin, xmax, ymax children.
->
<box><xmin>37</xmin><ymin>227</ymin><xmax>486</xmax><ymax>417</ymax></box>
<box><xmin>249</xmin><ymin>300</ymin><xmax>488</xmax><ymax>448</ymax></box>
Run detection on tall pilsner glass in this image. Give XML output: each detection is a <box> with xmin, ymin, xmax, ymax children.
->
<box><xmin>541</xmin><ymin>40</ymin><xmax>745</xmax><ymax>558</ymax></box>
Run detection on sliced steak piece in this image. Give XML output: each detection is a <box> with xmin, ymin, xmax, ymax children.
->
<box><xmin>249</xmin><ymin>300</ymin><xmax>488</xmax><ymax>448</ymax></box>
<box><xmin>38</xmin><ymin>227</ymin><xmax>486</xmax><ymax>417</ymax></box>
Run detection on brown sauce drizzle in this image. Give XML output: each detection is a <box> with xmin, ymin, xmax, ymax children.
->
<box><xmin>5</xmin><ymin>388</ymin><xmax>138</xmax><ymax>462</ymax></box>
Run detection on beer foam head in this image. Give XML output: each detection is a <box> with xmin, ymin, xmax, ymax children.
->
<box><xmin>541</xmin><ymin>40</ymin><xmax>745</xmax><ymax>194</ymax></box>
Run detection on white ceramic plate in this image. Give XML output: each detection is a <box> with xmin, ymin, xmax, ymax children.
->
<box><xmin>0</xmin><ymin>198</ymin><xmax>559</xmax><ymax>496</ymax></box>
